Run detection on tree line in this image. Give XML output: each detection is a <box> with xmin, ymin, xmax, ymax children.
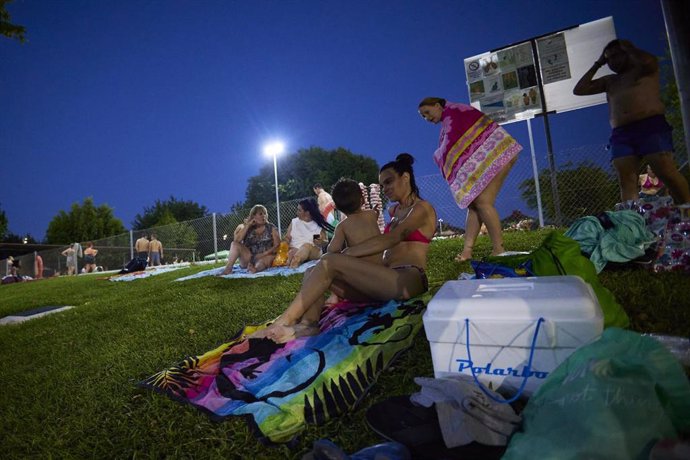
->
<box><xmin>1</xmin><ymin>147</ymin><xmax>380</xmax><ymax>246</ymax></box>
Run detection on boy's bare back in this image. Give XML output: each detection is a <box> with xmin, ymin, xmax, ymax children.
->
<box><xmin>327</xmin><ymin>209</ymin><xmax>383</xmax><ymax>264</ymax></box>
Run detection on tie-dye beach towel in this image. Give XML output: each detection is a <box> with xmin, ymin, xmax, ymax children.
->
<box><xmin>434</xmin><ymin>102</ymin><xmax>522</xmax><ymax>208</ymax></box>
<box><xmin>138</xmin><ymin>297</ymin><xmax>426</xmax><ymax>444</ymax></box>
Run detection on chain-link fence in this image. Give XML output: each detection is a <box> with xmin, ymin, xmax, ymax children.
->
<box><xmin>3</xmin><ymin>139</ymin><xmax>688</xmax><ymax>279</ymax></box>
<box><xmin>418</xmin><ymin>135</ymin><xmax>688</xmax><ymax>233</ymax></box>
<box><xmin>3</xmin><ymin>198</ymin><xmax>302</xmax><ymax>279</ymax></box>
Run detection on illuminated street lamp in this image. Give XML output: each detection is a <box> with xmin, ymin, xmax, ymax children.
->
<box><xmin>263</xmin><ymin>141</ymin><xmax>285</xmax><ymax>236</ymax></box>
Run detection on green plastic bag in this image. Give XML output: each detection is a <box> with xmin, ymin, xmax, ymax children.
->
<box><xmin>487</xmin><ymin>231</ymin><xmax>629</xmax><ymax>328</ymax></box>
<box><xmin>503</xmin><ymin>328</ymin><xmax>690</xmax><ymax>460</ymax></box>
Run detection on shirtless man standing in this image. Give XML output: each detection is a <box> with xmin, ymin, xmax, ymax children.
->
<box><xmin>135</xmin><ymin>234</ymin><xmax>150</xmax><ymax>262</ymax></box>
<box><xmin>148</xmin><ymin>233</ymin><xmax>164</xmax><ymax>266</ymax></box>
<box><xmin>573</xmin><ymin>39</ymin><xmax>690</xmax><ymax>204</ymax></box>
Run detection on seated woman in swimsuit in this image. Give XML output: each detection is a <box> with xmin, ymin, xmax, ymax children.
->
<box><xmin>222</xmin><ymin>204</ymin><xmax>281</xmax><ymax>275</ymax></box>
<box><xmin>257</xmin><ymin>153</ymin><xmax>437</xmax><ymax>343</ymax></box>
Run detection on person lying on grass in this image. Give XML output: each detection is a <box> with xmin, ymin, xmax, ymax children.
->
<box><xmin>253</xmin><ymin>153</ymin><xmax>437</xmax><ymax>343</ymax></box>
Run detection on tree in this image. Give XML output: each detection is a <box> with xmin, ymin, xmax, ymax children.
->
<box><xmin>0</xmin><ymin>204</ymin><xmax>7</xmax><ymax>240</ymax></box>
<box><xmin>45</xmin><ymin>197</ymin><xmax>126</xmax><ymax>244</ymax></box>
<box><xmin>154</xmin><ymin>220</ymin><xmax>199</xmax><ymax>261</ymax></box>
<box><xmin>519</xmin><ymin>162</ymin><xmax>619</xmax><ymax>225</ymax></box>
<box><xmin>1</xmin><ymin>0</ymin><xmax>26</xmax><ymax>42</ymax></box>
<box><xmin>132</xmin><ymin>196</ymin><xmax>209</xmax><ymax>230</ymax></box>
<box><xmin>244</xmin><ymin>146</ymin><xmax>380</xmax><ymax>206</ymax></box>
<box><xmin>3</xmin><ymin>232</ymin><xmax>37</xmax><ymax>244</ymax></box>
<box><xmin>660</xmin><ymin>51</ymin><xmax>688</xmax><ymax>182</ymax></box>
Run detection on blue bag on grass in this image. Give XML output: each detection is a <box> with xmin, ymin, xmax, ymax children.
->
<box><xmin>471</xmin><ymin>260</ymin><xmax>533</xmax><ymax>279</ymax></box>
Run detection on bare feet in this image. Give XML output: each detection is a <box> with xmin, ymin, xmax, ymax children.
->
<box><xmin>491</xmin><ymin>246</ymin><xmax>506</xmax><ymax>257</ymax></box>
<box><xmin>288</xmin><ymin>258</ymin><xmax>302</xmax><ymax>269</ymax></box>
<box><xmin>324</xmin><ymin>293</ymin><xmax>341</xmax><ymax>307</ymax></box>
<box><xmin>455</xmin><ymin>248</ymin><xmax>473</xmax><ymax>262</ymax></box>
<box><xmin>251</xmin><ymin>321</ymin><xmax>320</xmax><ymax>343</ymax></box>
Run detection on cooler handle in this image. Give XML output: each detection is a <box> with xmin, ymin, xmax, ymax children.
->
<box><xmin>464</xmin><ymin>317</ymin><xmax>545</xmax><ymax>404</ymax></box>
<box><xmin>476</xmin><ymin>282</ymin><xmax>534</xmax><ymax>292</ymax></box>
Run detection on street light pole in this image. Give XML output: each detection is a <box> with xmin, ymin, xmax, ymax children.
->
<box><xmin>272</xmin><ymin>151</ymin><xmax>282</xmax><ymax>236</ymax></box>
<box><xmin>264</xmin><ymin>142</ymin><xmax>285</xmax><ymax>236</ymax></box>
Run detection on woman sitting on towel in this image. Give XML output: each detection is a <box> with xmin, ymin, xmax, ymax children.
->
<box><xmin>257</xmin><ymin>153</ymin><xmax>437</xmax><ymax>342</ymax></box>
<box><xmin>285</xmin><ymin>198</ymin><xmax>334</xmax><ymax>268</ymax></box>
<box><xmin>418</xmin><ymin>97</ymin><xmax>522</xmax><ymax>262</ymax></box>
<box><xmin>221</xmin><ymin>204</ymin><xmax>281</xmax><ymax>275</ymax></box>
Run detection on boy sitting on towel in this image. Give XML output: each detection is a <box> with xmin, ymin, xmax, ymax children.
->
<box><xmin>253</xmin><ymin>178</ymin><xmax>383</xmax><ymax>342</ymax></box>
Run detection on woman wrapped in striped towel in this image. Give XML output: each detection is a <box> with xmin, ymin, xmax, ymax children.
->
<box><xmin>418</xmin><ymin>97</ymin><xmax>523</xmax><ymax>262</ymax></box>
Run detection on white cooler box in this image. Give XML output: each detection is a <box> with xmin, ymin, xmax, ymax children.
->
<box><xmin>423</xmin><ymin>276</ymin><xmax>603</xmax><ymax>397</ymax></box>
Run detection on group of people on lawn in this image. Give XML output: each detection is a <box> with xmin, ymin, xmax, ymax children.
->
<box><xmin>233</xmin><ymin>39</ymin><xmax>690</xmax><ymax>343</ymax></box>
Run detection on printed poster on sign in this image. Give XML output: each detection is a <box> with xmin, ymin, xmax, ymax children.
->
<box><xmin>486</xmin><ymin>75</ymin><xmax>503</xmax><ymax>94</ymax></box>
<box><xmin>537</xmin><ymin>33</ymin><xmax>571</xmax><ymax>84</ymax></box>
<box><xmin>497</xmin><ymin>42</ymin><xmax>533</xmax><ymax>72</ymax></box>
<box><xmin>502</xmin><ymin>71</ymin><xmax>518</xmax><ymax>90</ymax></box>
<box><xmin>469</xmin><ymin>80</ymin><xmax>485</xmax><ymax>101</ymax></box>
<box><xmin>480</xmin><ymin>54</ymin><xmax>500</xmax><ymax>77</ymax></box>
<box><xmin>480</xmin><ymin>93</ymin><xmax>505</xmax><ymax>117</ymax></box>
<box><xmin>504</xmin><ymin>90</ymin><xmax>523</xmax><ymax>111</ymax></box>
<box><xmin>520</xmin><ymin>87</ymin><xmax>541</xmax><ymax>109</ymax></box>
<box><xmin>517</xmin><ymin>64</ymin><xmax>538</xmax><ymax>89</ymax></box>
<box><xmin>465</xmin><ymin>59</ymin><xmax>482</xmax><ymax>82</ymax></box>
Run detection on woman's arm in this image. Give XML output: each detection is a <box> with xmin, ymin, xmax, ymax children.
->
<box><xmin>233</xmin><ymin>223</ymin><xmax>250</xmax><ymax>243</ymax></box>
<box><xmin>316</xmin><ymin>229</ymin><xmax>327</xmax><ymax>247</ymax></box>
<box><xmin>284</xmin><ymin>222</ymin><xmax>293</xmax><ymax>244</ymax></box>
<box><xmin>344</xmin><ymin>203</ymin><xmax>432</xmax><ymax>258</ymax></box>
<box><xmin>271</xmin><ymin>227</ymin><xmax>281</xmax><ymax>252</ymax></box>
<box><xmin>257</xmin><ymin>227</ymin><xmax>281</xmax><ymax>258</ymax></box>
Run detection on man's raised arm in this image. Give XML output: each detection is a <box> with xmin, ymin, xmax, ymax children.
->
<box><xmin>573</xmin><ymin>50</ymin><xmax>609</xmax><ymax>96</ymax></box>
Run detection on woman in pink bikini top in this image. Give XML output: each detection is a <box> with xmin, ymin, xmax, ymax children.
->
<box><xmin>262</xmin><ymin>153</ymin><xmax>438</xmax><ymax>343</ymax></box>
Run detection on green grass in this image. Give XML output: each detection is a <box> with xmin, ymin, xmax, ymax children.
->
<box><xmin>1</xmin><ymin>229</ymin><xmax>688</xmax><ymax>459</ymax></box>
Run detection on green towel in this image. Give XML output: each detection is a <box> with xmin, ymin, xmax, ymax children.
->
<box><xmin>487</xmin><ymin>231</ymin><xmax>629</xmax><ymax>329</ymax></box>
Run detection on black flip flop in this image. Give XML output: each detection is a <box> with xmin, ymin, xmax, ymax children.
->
<box><xmin>365</xmin><ymin>395</ymin><xmax>506</xmax><ymax>460</ymax></box>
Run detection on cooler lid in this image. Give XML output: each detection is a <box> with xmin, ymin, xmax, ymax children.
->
<box><xmin>426</xmin><ymin>276</ymin><xmax>600</xmax><ymax>320</ymax></box>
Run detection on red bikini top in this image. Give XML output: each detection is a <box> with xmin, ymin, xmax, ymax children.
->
<box><xmin>384</xmin><ymin>205</ymin><xmax>432</xmax><ymax>244</ymax></box>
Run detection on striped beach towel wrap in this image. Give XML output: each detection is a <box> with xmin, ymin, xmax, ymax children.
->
<box><xmin>434</xmin><ymin>103</ymin><xmax>522</xmax><ymax>209</ymax></box>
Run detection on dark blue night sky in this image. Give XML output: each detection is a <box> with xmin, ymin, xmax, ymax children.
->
<box><xmin>0</xmin><ymin>0</ymin><xmax>670</xmax><ymax>238</ymax></box>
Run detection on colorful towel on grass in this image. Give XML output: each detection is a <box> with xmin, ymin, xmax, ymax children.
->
<box><xmin>138</xmin><ymin>297</ymin><xmax>426</xmax><ymax>444</ymax></box>
<box><xmin>174</xmin><ymin>260</ymin><xmax>318</xmax><ymax>282</ymax></box>
<box><xmin>108</xmin><ymin>265</ymin><xmax>189</xmax><ymax>282</ymax></box>
<box><xmin>434</xmin><ymin>102</ymin><xmax>522</xmax><ymax>209</ymax></box>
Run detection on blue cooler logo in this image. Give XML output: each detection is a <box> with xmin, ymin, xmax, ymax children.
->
<box><xmin>456</xmin><ymin>359</ymin><xmax>548</xmax><ymax>379</ymax></box>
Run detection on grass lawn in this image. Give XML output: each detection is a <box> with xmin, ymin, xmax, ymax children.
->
<box><xmin>1</xmin><ymin>229</ymin><xmax>688</xmax><ymax>459</ymax></box>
